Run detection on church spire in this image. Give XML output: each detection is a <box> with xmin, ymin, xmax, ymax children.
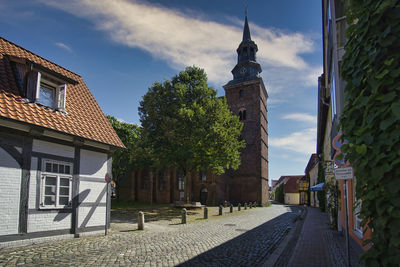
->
<box><xmin>242</xmin><ymin>14</ymin><xmax>251</xmax><ymax>42</ymax></box>
<box><xmin>228</xmin><ymin>11</ymin><xmax>262</xmax><ymax>84</ymax></box>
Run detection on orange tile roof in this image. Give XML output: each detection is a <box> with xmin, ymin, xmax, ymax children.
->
<box><xmin>0</xmin><ymin>37</ymin><xmax>124</xmax><ymax>148</ymax></box>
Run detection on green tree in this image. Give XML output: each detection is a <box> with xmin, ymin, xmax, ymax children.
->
<box><xmin>275</xmin><ymin>183</ymin><xmax>284</xmax><ymax>204</ymax></box>
<box><xmin>139</xmin><ymin>66</ymin><xmax>245</xmax><ymax>202</ymax></box>
<box><xmin>107</xmin><ymin>116</ymin><xmax>148</xmax><ymax>200</ymax></box>
<box><xmin>339</xmin><ymin>1</ymin><xmax>400</xmax><ymax>265</ymax></box>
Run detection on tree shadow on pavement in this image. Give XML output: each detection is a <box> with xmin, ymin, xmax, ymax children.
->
<box><xmin>178</xmin><ymin>205</ymin><xmax>301</xmax><ymax>267</ymax></box>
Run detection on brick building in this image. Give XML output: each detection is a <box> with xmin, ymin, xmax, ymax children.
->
<box><xmin>121</xmin><ymin>13</ymin><xmax>269</xmax><ymax>206</ymax></box>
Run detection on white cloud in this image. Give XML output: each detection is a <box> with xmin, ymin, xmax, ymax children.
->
<box><xmin>41</xmin><ymin>0</ymin><xmax>320</xmax><ymax>91</ymax></box>
<box><xmin>55</xmin><ymin>42</ymin><xmax>73</xmax><ymax>53</ymax></box>
<box><xmin>269</xmin><ymin>127</ymin><xmax>316</xmax><ymax>155</ymax></box>
<box><xmin>282</xmin><ymin>113</ymin><xmax>317</xmax><ymax>125</ymax></box>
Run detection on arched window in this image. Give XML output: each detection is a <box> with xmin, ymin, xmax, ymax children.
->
<box><xmin>239</xmin><ymin>109</ymin><xmax>247</xmax><ymax>121</ymax></box>
<box><xmin>239</xmin><ymin>90</ymin><xmax>244</xmax><ymax>97</ymax></box>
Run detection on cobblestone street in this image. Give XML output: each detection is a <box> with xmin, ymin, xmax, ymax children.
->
<box><xmin>0</xmin><ymin>204</ymin><xmax>299</xmax><ymax>266</ymax></box>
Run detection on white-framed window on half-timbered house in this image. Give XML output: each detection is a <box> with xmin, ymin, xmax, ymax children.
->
<box><xmin>40</xmin><ymin>159</ymin><xmax>73</xmax><ymax>209</ymax></box>
<box><xmin>30</xmin><ymin>72</ymin><xmax>67</xmax><ymax>112</ymax></box>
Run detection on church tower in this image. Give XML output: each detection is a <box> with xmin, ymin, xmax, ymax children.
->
<box><xmin>222</xmin><ymin>12</ymin><xmax>269</xmax><ymax>205</ymax></box>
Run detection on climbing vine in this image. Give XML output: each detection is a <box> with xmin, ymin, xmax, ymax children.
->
<box><xmin>317</xmin><ymin>159</ymin><xmax>326</xmax><ymax>212</ymax></box>
<box><xmin>339</xmin><ymin>0</ymin><xmax>400</xmax><ymax>265</ymax></box>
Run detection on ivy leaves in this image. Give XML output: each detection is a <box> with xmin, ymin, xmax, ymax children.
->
<box><xmin>339</xmin><ymin>0</ymin><xmax>400</xmax><ymax>265</ymax></box>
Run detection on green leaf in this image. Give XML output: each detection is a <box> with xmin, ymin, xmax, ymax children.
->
<box><xmin>356</xmin><ymin>144</ymin><xmax>367</xmax><ymax>155</ymax></box>
<box><xmin>391</xmin><ymin>102</ymin><xmax>400</xmax><ymax>118</ymax></box>
<box><xmin>381</xmin><ymin>91</ymin><xmax>396</xmax><ymax>103</ymax></box>
<box><xmin>384</xmin><ymin>58</ymin><xmax>394</xmax><ymax>66</ymax></box>
<box><xmin>376</xmin><ymin>69</ymin><xmax>389</xmax><ymax>79</ymax></box>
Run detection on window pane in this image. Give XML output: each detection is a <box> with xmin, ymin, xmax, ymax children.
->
<box><xmin>44</xmin><ymin>196</ymin><xmax>55</xmax><ymax>205</ymax></box>
<box><xmin>52</xmin><ymin>164</ymin><xmax>58</xmax><ymax>173</ymax></box>
<box><xmin>45</xmin><ymin>162</ymin><xmax>52</xmax><ymax>172</ymax></box>
<box><xmin>59</xmin><ymin>186</ymin><xmax>69</xmax><ymax>196</ymax></box>
<box><xmin>60</xmin><ymin>178</ymin><xmax>69</xmax><ymax>186</ymax></box>
<box><xmin>45</xmin><ymin>185</ymin><xmax>56</xmax><ymax>195</ymax></box>
<box><xmin>45</xmin><ymin>176</ymin><xmax>56</xmax><ymax>186</ymax></box>
<box><xmin>65</xmin><ymin>165</ymin><xmax>71</xmax><ymax>174</ymax></box>
<box><xmin>59</xmin><ymin>165</ymin><xmax>64</xmax><ymax>174</ymax></box>
<box><xmin>59</xmin><ymin>196</ymin><xmax>69</xmax><ymax>206</ymax></box>
<box><xmin>39</xmin><ymin>84</ymin><xmax>55</xmax><ymax>108</ymax></box>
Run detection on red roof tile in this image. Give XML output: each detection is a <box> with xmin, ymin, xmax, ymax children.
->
<box><xmin>0</xmin><ymin>37</ymin><xmax>124</xmax><ymax>148</ymax></box>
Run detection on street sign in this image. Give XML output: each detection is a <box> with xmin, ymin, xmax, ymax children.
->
<box><xmin>105</xmin><ymin>173</ymin><xmax>111</xmax><ymax>183</ymax></box>
<box><xmin>334</xmin><ymin>167</ymin><xmax>354</xmax><ymax>180</ymax></box>
<box><xmin>332</xmin><ymin>133</ymin><xmax>350</xmax><ymax>167</ymax></box>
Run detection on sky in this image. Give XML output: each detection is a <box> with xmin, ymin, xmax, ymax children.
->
<box><xmin>1</xmin><ymin>0</ymin><xmax>322</xmax><ymax>183</ymax></box>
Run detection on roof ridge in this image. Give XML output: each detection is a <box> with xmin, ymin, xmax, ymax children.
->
<box><xmin>0</xmin><ymin>36</ymin><xmax>81</xmax><ymax>79</ymax></box>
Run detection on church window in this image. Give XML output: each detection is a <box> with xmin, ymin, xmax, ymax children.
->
<box><xmin>239</xmin><ymin>109</ymin><xmax>247</xmax><ymax>121</ymax></box>
<box><xmin>200</xmin><ymin>170</ymin><xmax>207</xmax><ymax>181</ymax></box>
<box><xmin>178</xmin><ymin>172</ymin><xmax>185</xmax><ymax>191</ymax></box>
<box><xmin>158</xmin><ymin>170</ymin><xmax>166</xmax><ymax>191</ymax></box>
<box><xmin>239</xmin><ymin>90</ymin><xmax>244</xmax><ymax>97</ymax></box>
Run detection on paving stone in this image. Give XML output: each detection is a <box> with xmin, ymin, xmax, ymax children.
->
<box><xmin>0</xmin><ymin>204</ymin><xmax>299</xmax><ymax>266</ymax></box>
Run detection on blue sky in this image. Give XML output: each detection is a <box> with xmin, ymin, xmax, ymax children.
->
<box><xmin>1</xmin><ymin>0</ymin><xmax>322</xmax><ymax>183</ymax></box>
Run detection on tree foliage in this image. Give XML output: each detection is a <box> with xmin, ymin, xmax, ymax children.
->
<box><xmin>139</xmin><ymin>66</ymin><xmax>245</xmax><ymax>197</ymax></box>
<box><xmin>339</xmin><ymin>1</ymin><xmax>400</xmax><ymax>265</ymax></box>
<box><xmin>275</xmin><ymin>183</ymin><xmax>284</xmax><ymax>204</ymax></box>
<box><xmin>107</xmin><ymin>116</ymin><xmax>152</xmax><ymax>198</ymax></box>
<box><xmin>317</xmin><ymin>160</ymin><xmax>326</xmax><ymax>212</ymax></box>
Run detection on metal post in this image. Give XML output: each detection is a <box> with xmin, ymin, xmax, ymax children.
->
<box><xmin>344</xmin><ymin>180</ymin><xmax>350</xmax><ymax>267</ymax></box>
<box><xmin>182</xmin><ymin>208</ymin><xmax>187</xmax><ymax>224</ymax></box>
<box><xmin>105</xmin><ymin>182</ymin><xmax>109</xmax><ymax>235</ymax></box>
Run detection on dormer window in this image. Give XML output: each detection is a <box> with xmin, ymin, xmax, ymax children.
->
<box><xmin>31</xmin><ymin>72</ymin><xmax>67</xmax><ymax>112</ymax></box>
<box><xmin>38</xmin><ymin>81</ymin><xmax>56</xmax><ymax>108</ymax></box>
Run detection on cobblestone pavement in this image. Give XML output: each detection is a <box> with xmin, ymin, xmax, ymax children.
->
<box><xmin>0</xmin><ymin>204</ymin><xmax>299</xmax><ymax>266</ymax></box>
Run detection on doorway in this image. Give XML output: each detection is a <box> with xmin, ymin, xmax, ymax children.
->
<box><xmin>200</xmin><ymin>188</ymin><xmax>208</xmax><ymax>205</ymax></box>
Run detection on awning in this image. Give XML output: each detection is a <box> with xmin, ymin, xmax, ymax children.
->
<box><xmin>310</xmin><ymin>183</ymin><xmax>325</xmax><ymax>191</ymax></box>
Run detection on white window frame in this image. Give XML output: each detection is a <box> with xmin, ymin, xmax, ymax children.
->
<box><xmin>35</xmin><ymin>72</ymin><xmax>67</xmax><ymax>112</ymax></box>
<box><xmin>40</xmin><ymin>159</ymin><xmax>73</xmax><ymax>209</ymax></box>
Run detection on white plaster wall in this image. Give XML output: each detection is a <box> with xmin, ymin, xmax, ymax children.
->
<box><xmin>0</xmin><ymin>147</ymin><xmax>22</xmax><ymax>236</ymax></box>
<box><xmin>27</xmin><ymin>212</ymin><xmax>71</xmax><ymax>233</ymax></box>
<box><xmin>28</xmin><ymin>157</ymin><xmax>38</xmax><ymax>210</ymax></box>
<box><xmin>79</xmin><ymin>181</ymin><xmax>107</xmax><ymax>204</ymax></box>
<box><xmin>78</xmin><ymin>150</ymin><xmax>108</xmax><ymax>228</ymax></box>
<box><xmin>80</xmin><ymin>149</ymin><xmax>107</xmax><ymax>178</ymax></box>
<box><xmin>32</xmin><ymin>139</ymin><xmax>74</xmax><ymax>158</ymax></box>
<box><xmin>78</xmin><ymin>206</ymin><xmax>106</xmax><ymax>228</ymax></box>
<box><xmin>285</xmin><ymin>193</ymin><xmax>300</xmax><ymax>205</ymax></box>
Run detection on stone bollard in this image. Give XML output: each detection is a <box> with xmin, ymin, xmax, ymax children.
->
<box><xmin>138</xmin><ymin>211</ymin><xmax>145</xmax><ymax>230</ymax></box>
<box><xmin>219</xmin><ymin>205</ymin><xmax>223</xmax><ymax>215</ymax></box>
<box><xmin>249</xmin><ymin>202</ymin><xmax>252</xmax><ymax>209</ymax></box>
<box><xmin>182</xmin><ymin>208</ymin><xmax>187</xmax><ymax>224</ymax></box>
<box><xmin>230</xmin><ymin>204</ymin><xmax>233</xmax><ymax>213</ymax></box>
<box><xmin>204</xmin><ymin>206</ymin><xmax>208</xmax><ymax>219</ymax></box>
<box><xmin>244</xmin><ymin>203</ymin><xmax>247</xmax><ymax>210</ymax></box>
<box><xmin>238</xmin><ymin>203</ymin><xmax>241</xmax><ymax>211</ymax></box>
